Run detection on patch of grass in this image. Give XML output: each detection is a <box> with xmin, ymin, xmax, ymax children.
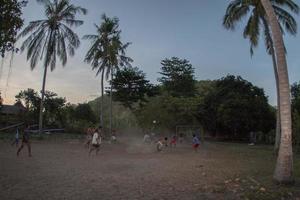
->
<box><xmin>213</xmin><ymin>142</ymin><xmax>300</xmax><ymax>199</ymax></box>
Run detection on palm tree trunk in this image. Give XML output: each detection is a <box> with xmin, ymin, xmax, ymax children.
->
<box><xmin>260</xmin><ymin>0</ymin><xmax>293</xmax><ymax>184</ymax></box>
<box><xmin>100</xmin><ymin>70</ymin><xmax>104</xmax><ymax>126</ymax></box>
<box><xmin>109</xmin><ymin>67</ymin><xmax>113</xmax><ymax>136</ymax></box>
<box><xmin>271</xmin><ymin>48</ymin><xmax>281</xmax><ymax>154</ymax></box>
<box><xmin>38</xmin><ymin>64</ymin><xmax>48</xmax><ymax>134</ymax></box>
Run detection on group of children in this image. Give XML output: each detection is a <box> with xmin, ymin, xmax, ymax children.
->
<box><xmin>12</xmin><ymin>124</ymin><xmax>200</xmax><ymax>157</ymax></box>
<box><xmin>156</xmin><ymin>134</ymin><xmax>200</xmax><ymax>152</ymax></box>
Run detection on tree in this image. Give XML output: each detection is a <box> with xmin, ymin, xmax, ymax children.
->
<box><xmin>15</xmin><ymin>88</ymin><xmax>66</xmax><ymax>126</ymax></box>
<box><xmin>83</xmin><ymin>14</ymin><xmax>132</xmax><ymax>134</ymax></box>
<box><xmin>260</xmin><ymin>0</ymin><xmax>294</xmax><ymax>184</ymax></box>
<box><xmin>196</xmin><ymin>75</ymin><xmax>274</xmax><ymax>139</ymax></box>
<box><xmin>135</xmin><ymin>94</ymin><xmax>199</xmax><ymax>131</ymax></box>
<box><xmin>223</xmin><ymin>0</ymin><xmax>299</xmax><ymax>153</ymax></box>
<box><xmin>43</xmin><ymin>91</ymin><xmax>66</xmax><ymax>127</ymax></box>
<box><xmin>73</xmin><ymin>103</ymin><xmax>96</xmax><ymax>123</ymax></box>
<box><xmin>15</xmin><ymin>88</ymin><xmax>40</xmax><ymax>122</ymax></box>
<box><xmin>158</xmin><ymin>57</ymin><xmax>196</xmax><ymax>97</ymax></box>
<box><xmin>291</xmin><ymin>82</ymin><xmax>300</xmax><ymax>112</ymax></box>
<box><xmin>18</xmin><ymin>0</ymin><xmax>86</xmax><ymax>133</ymax></box>
<box><xmin>111</xmin><ymin>66</ymin><xmax>158</xmax><ymax>109</ymax></box>
<box><xmin>0</xmin><ymin>0</ymin><xmax>27</xmax><ymax>57</ymax></box>
<box><xmin>291</xmin><ymin>82</ymin><xmax>300</xmax><ymax>151</ymax></box>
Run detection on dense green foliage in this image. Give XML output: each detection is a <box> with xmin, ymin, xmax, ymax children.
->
<box><xmin>0</xmin><ymin>0</ymin><xmax>26</xmax><ymax>57</ymax></box>
<box><xmin>197</xmin><ymin>75</ymin><xmax>275</xmax><ymax>140</ymax></box>
<box><xmin>158</xmin><ymin>57</ymin><xmax>196</xmax><ymax>97</ymax></box>
<box><xmin>15</xmin><ymin>88</ymin><xmax>66</xmax><ymax>126</ymax></box>
<box><xmin>291</xmin><ymin>82</ymin><xmax>300</xmax><ymax>150</ymax></box>
<box><xmin>111</xmin><ymin>66</ymin><xmax>158</xmax><ymax>109</ymax></box>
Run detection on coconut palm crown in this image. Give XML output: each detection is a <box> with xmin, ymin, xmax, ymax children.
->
<box><xmin>18</xmin><ymin>0</ymin><xmax>87</xmax><ymax>133</ymax></box>
<box><xmin>223</xmin><ymin>0</ymin><xmax>298</xmax><ymax>55</ymax></box>
<box><xmin>83</xmin><ymin>14</ymin><xmax>132</xmax><ymax>79</ymax></box>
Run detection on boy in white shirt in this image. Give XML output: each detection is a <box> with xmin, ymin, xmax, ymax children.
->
<box><xmin>89</xmin><ymin>127</ymin><xmax>102</xmax><ymax>156</ymax></box>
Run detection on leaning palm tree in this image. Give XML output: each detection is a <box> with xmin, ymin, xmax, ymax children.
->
<box><xmin>261</xmin><ymin>0</ymin><xmax>296</xmax><ymax>184</ymax></box>
<box><xmin>83</xmin><ymin>14</ymin><xmax>132</xmax><ymax>133</ymax></box>
<box><xmin>223</xmin><ymin>0</ymin><xmax>298</xmax><ymax>153</ymax></box>
<box><xmin>18</xmin><ymin>0</ymin><xmax>86</xmax><ymax>133</ymax></box>
<box><xmin>223</xmin><ymin>0</ymin><xmax>298</xmax><ymax>184</ymax></box>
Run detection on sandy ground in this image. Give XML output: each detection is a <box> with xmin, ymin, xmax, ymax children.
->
<box><xmin>0</xmin><ymin>137</ymin><xmax>298</xmax><ymax>200</ymax></box>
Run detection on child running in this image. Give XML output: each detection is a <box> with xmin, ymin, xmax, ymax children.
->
<box><xmin>11</xmin><ymin>127</ymin><xmax>20</xmax><ymax>147</ymax></box>
<box><xmin>170</xmin><ymin>135</ymin><xmax>177</xmax><ymax>148</ymax></box>
<box><xmin>156</xmin><ymin>138</ymin><xmax>164</xmax><ymax>152</ymax></box>
<box><xmin>192</xmin><ymin>134</ymin><xmax>200</xmax><ymax>152</ymax></box>
<box><xmin>17</xmin><ymin>124</ymin><xmax>32</xmax><ymax>157</ymax></box>
<box><xmin>85</xmin><ymin>127</ymin><xmax>93</xmax><ymax>149</ymax></box>
<box><xmin>163</xmin><ymin>137</ymin><xmax>168</xmax><ymax>147</ymax></box>
<box><xmin>89</xmin><ymin>127</ymin><xmax>102</xmax><ymax>156</ymax></box>
<box><xmin>111</xmin><ymin>129</ymin><xmax>117</xmax><ymax>144</ymax></box>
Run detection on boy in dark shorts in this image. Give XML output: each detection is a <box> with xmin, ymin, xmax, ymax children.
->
<box><xmin>164</xmin><ymin>137</ymin><xmax>168</xmax><ymax>147</ymax></box>
<box><xmin>17</xmin><ymin>125</ymin><xmax>32</xmax><ymax>157</ymax></box>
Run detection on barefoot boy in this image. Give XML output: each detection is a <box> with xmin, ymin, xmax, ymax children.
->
<box><xmin>89</xmin><ymin>127</ymin><xmax>102</xmax><ymax>156</ymax></box>
<box><xmin>17</xmin><ymin>124</ymin><xmax>32</xmax><ymax>157</ymax></box>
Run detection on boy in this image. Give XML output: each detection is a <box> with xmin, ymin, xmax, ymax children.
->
<box><xmin>163</xmin><ymin>137</ymin><xmax>168</xmax><ymax>147</ymax></box>
<box><xmin>170</xmin><ymin>135</ymin><xmax>177</xmax><ymax>148</ymax></box>
<box><xmin>17</xmin><ymin>124</ymin><xmax>32</xmax><ymax>157</ymax></box>
<box><xmin>156</xmin><ymin>138</ymin><xmax>164</xmax><ymax>152</ymax></box>
<box><xmin>143</xmin><ymin>133</ymin><xmax>151</xmax><ymax>144</ymax></box>
<box><xmin>89</xmin><ymin>127</ymin><xmax>102</xmax><ymax>156</ymax></box>
<box><xmin>111</xmin><ymin>129</ymin><xmax>117</xmax><ymax>144</ymax></box>
<box><xmin>11</xmin><ymin>127</ymin><xmax>20</xmax><ymax>147</ymax></box>
<box><xmin>192</xmin><ymin>134</ymin><xmax>200</xmax><ymax>152</ymax></box>
<box><xmin>85</xmin><ymin>127</ymin><xmax>93</xmax><ymax>149</ymax></box>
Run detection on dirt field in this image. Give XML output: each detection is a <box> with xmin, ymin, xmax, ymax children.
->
<box><xmin>1</xmin><ymin>137</ymin><xmax>300</xmax><ymax>200</ymax></box>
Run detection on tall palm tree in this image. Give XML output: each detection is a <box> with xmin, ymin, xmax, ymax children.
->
<box><xmin>223</xmin><ymin>0</ymin><xmax>298</xmax><ymax>153</ymax></box>
<box><xmin>18</xmin><ymin>0</ymin><xmax>86</xmax><ymax>133</ymax></box>
<box><xmin>261</xmin><ymin>0</ymin><xmax>295</xmax><ymax>184</ymax></box>
<box><xmin>83</xmin><ymin>14</ymin><xmax>132</xmax><ymax>133</ymax></box>
<box><xmin>223</xmin><ymin>0</ymin><xmax>298</xmax><ymax>184</ymax></box>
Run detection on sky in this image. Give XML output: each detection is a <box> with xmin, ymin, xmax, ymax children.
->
<box><xmin>0</xmin><ymin>0</ymin><xmax>299</xmax><ymax>105</ymax></box>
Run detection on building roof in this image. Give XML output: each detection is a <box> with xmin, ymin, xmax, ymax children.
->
<box><xmin>0</xmin><ymin>103</ymin><xmax>27</xmax><ymax>115</ymax></box>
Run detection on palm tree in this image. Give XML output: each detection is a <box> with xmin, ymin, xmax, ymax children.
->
<box><xmin>223</xmin><ymin>0</ymin><xmax>298</xmax><ymax>153</ymax></box>
<box><xmin>223</xmin><ymin>0</ymin><xmax>298</xmax><ymax>184</ymax></box>
<box><xmin>18</xmin><ymin>0</ymin><xmax>86</xmax><ymax>134</ymax></box>
<box><xmin>260</xmin><ymin>0</ymin><xmax>296</xmax><ymax>184</ymax></box>
<box><xmin>83</xmin><ymin>14</ymin><xmax>132</xmax><ymax>133</ymax></box>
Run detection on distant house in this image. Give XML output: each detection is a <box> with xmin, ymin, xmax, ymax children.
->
<box><xmin>0</xmin><ymin>101</ymin><xmax>27</xmax><ymax>116</ymax></box>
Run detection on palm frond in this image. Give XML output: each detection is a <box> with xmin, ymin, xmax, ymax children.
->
<box><xmin>57</xmin><ymin>29</ymin><xmax>67</xmax><ymax>66</ymax></box>
<box><xmin>243</xmin><ymin>10</ymin><xmax>260</xmax><ymax>55</ymax></box>
<box><xmin>273</xmin><ymin>5</ymin><xmax>297</xmax><ymax>35</ymax></box>
<box><xmin>272</xmin><ymin>0</ymin><xmax>299</xmax><ymax>14</ymax></box>
<box><xmin>223</xmin><ymin>0</ymin><xmax>250</xmax><ymax>30</ymax></box>
<box><xmin>82</xmin><ymin>34</ymin><xmax>98</xmax><ymax>40</ymax></box>
<box><xmin>17</xmin><ymin>20</ymin><xmax>46</xmax><ymax>39</ymax></box>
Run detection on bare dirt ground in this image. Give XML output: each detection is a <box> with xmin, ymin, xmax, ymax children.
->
<box><xmin>0</xmin><ymin>137</ymin><xmax>299</xmax><ymax>200</ymax></box>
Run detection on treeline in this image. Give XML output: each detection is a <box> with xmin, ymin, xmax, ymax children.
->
<box><xmin>2</xmin><ymin>57</ymin><xmax>300</xmax><ymax>145</ymax></box>
<box><xmin>110</xmin><ymin>57</ymin><xmax>300</xmax><ymax>144</ymax></box>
